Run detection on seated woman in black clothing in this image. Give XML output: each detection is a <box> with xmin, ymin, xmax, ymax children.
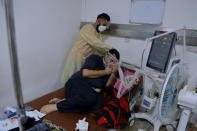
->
<box><xmin>40</xmin><ymin>49</ymin><xmax>120</xmax><ymax>114</ymax></box>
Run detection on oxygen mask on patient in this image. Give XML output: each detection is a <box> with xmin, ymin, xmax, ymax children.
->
<box><xmin>103</xmin><ymin>51</ymin><xmax>119</xmax><ymax>67</ymax></box>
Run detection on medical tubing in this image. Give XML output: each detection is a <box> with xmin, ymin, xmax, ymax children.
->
<box><xmin>173</xmin><ymin>46</ymin><xmax>176</xmax><ymax>56</ymax></box>
<box><xmin>140</xmin><ymin>49</ymin><xmax>146</xmax><ymax>69</ymax></box>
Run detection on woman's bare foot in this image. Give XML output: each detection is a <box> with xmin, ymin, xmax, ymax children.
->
<box><xmin>49</xmin><ymin>98</ymin><xmax>65</xmax><ymax>104</ymax></box>
<box><xmin>40</xmin><ymin>104</ymin><xmax>57</xmax><ymax>114</ymax></box>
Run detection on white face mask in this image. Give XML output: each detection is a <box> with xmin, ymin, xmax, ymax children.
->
<box><xmin>98</xmin><ymin>25</ymin><xmax>107</xmax><ymax>32</ymax></box>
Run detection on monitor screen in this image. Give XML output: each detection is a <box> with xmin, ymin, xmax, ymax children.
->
<box><xmin>146</xmin><ymin>31</ymin><xmax>177</xmax><ymax>73</ymax></box>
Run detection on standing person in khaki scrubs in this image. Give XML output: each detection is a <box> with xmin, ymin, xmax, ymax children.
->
<box><xmin>61</xmin><ymin>13</ymin><xmax>113</xmax><ymax>83</ymax></box>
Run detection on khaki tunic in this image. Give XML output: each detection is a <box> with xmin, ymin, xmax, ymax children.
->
<box><xmin>61</xmin><ymin>24</ymin><xmax>112</xmax><ymax>83</ymax></box>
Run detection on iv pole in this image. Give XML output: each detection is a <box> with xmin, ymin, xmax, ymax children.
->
<box><xmin>4</xmin><ymin>0</ymin><xmax>25</xmax><ymax>130</ymax></box>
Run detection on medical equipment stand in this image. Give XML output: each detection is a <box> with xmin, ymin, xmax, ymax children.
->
<box><xmin>4</xmin><ymin>0</ymin><xmax>25</xmax><ymax>130</ymax></box>
<box><xmin>130</xmin><ymin>27</ymin><xmax>187</xmax><ymax>131</ymax></box>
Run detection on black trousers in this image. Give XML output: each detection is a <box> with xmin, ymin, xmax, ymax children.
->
<box><xmin>56</xmin><ymin>80</ymin><xmax>104</xmax><ymax>113</ymax></box>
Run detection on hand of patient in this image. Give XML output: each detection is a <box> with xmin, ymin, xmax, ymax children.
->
<box><xmin>112</xmin><ymin>64</ymin><xmax>118</xmax><ymax>74</ymax></box>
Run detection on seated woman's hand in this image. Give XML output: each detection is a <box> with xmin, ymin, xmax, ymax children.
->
<box><xmin>105</xmin><ymin>66</ymin><xmax>112</xmax><ymax>75</ymax></box>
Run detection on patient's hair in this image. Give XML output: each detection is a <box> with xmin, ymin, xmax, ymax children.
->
<box><xmin>109</xmin><ymin>48</ymin><xmax>120</xmax><ymax>60</ymax></box>
<box><xmin>97</xmin><ymin>13</ymin><xmax>110</xmax><ymax>21</ymax></box>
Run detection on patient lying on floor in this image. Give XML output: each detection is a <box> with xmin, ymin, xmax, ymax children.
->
<box><xmin>40</xmin><ymin>49</ymin><xmax>120</xmax><ymax>114</ymax></box>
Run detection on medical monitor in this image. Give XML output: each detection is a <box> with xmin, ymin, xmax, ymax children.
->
<box><xmin>146</xmin><ymin>31</ymin><xmax>177</xmax><ymax>73</ymax></box>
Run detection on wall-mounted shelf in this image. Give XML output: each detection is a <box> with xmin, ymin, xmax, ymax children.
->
<box><xmin>80</xmin><ymin>22</ymin><xmax>197</xmax><ymax>47</ymax></box>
